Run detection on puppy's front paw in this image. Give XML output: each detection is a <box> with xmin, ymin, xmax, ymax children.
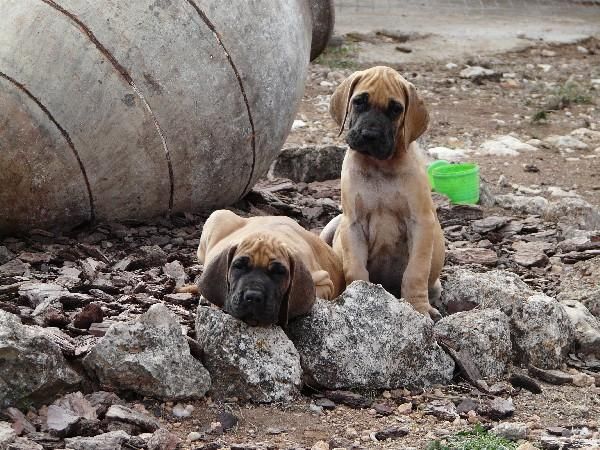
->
<box><xmin>428</xmin><ymin>306</ymin><xmax>442</xmax><ymax>323</ymax></box>
<box><xmin>407</xmin><ymin>297</ymin><xmax>441</xmax><ymax>322</ymax></box>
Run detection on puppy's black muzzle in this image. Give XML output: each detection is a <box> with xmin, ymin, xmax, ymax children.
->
<box><xmin>346</xmin><ymin>110</ymin><xmax>396</xmax><ymax>160</ymax></box>
<box><xmin>226</xmin><ymin>270</ymin><xmax>282</xmax><ymax>326</ymax></box>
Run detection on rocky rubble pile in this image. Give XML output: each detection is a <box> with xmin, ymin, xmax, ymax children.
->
<box><xmin>1</xmin><ymin>132</ymin><xmax>600</xmax><ymax>447</ymax></box>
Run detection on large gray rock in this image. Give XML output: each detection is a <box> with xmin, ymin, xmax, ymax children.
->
<box><xmin>287</xmin><ymin>281</ymin><xmax>455</xmax><ymax>390</ymax></box>
<box><xmin>494</xmin><ymin>194</ymin><xmax>548</xmax><ymax>215</ymax></box>
<box><xmin>440</xmin><ymin>268</ymin><xmax>535</xmax><ymax>315</ymax></box>
<box><xmin>435</xmin><ymin>309</ymin><xmax>511</xmax><ymax>379</ymax></box>
<box><xmin>195</xmin><ymin>305</ymin><xmax>302</xmax><ymax>403</ymax></box>
<box><xmin>83</xmin><ymin>303</ymin><xmax>210</xmax><ymax>401</ymax></box>
<box><xmin>0</xmin><ymin>0</ymin><xmax>327</xmax><ymax>233</ymax></box>
<box><xmin>557</xmin><ymin>256</ymin><xmax>600</xmax><ymax>319</ymax></box>
<box><xmin>494</xmin><ymin>195</ymin><xmax>599</xmax><ymax>230</ymax></box>
<box><xmin>0</xmin><ymin>310</ymin><xmax>81</xmax><ymax>408</ymax></box>
<box><xmin>559</xmin><ymin>299</ymin><xmax>600</xmax><ymax>361</ymax></box>
<box><xmin>511</xmin><ymin>294</ymin><xmax>574</xmax><ymax>369</ymax></box>
<box><xmin>441</xmin><ymin>269</ymin><xmax>574</xmax><ymax>369</ymax></box>
<box><xmin>268</xmin><ymin>145</ymin><xmax>346</xmax><ymax>182</ymax></box>
<box><xmin>545</xmin><ymin>197</ymin><xmax>600</xmax><ymax>230</ymax></box>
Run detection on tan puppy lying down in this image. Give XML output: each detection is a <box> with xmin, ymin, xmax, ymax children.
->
<box><xmin>190</xmin><ymin>210</ymin><xmax>345</xmax><ymax>326</ymax></box>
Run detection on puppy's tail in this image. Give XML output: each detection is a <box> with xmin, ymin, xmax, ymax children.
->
<box><xmin>319</xmin><ymin>214</ymin><xmax>342</xmax><ymax>247</ymax></box>
<box><xmin>175</xmin><ymin>284</ymin><xmax>200</xmax><ymax>295</ymax></box>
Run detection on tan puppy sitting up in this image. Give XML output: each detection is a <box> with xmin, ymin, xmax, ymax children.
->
<box><xmin>320</xmin><ymin>66</ymin><xmax>445</xmax><ymax>320</ymax></box>
<box><xmin>190</xmin><ymin>210</ymin><xmax>345</xmax><ymax>326</ymax></box>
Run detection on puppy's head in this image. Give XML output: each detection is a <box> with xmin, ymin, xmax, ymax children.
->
<box><xmin>199</xmin><ymin>233</ymin><xmax>315</xmax><ymax>327</ymax></box>
<box><xmin>330</xmin><ymin>66</ymin><xmax>429</xmax><ymax>160</ymax></box>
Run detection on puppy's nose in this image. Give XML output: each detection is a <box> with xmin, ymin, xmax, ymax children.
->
<box><xmin>243</xmin><ymin>290</ymin><xmax>264</xmax><ymax>304</ymax></box>
<box><xmin>360</xmin><ymin>128</ymin><xmax>380</xmax><ymax>141</ymax></box>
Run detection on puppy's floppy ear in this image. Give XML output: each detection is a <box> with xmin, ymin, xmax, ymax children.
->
<box><xmin>397</xmin><ymin>79</ymin><xmax>429</xmax><ymax>153</ymax></box>
<box><xmin>279</xmin><ymin>254</ymin><xmax>316</xmax><ymax>327</ymax></box>
<box><xmin>330</xmin><ymin>70</ymin><xmax>364</xmax><ymax>137</ymax></box>
<box><xmin>199</xmin><ymin>245</ymin><xmax>237</xmax><ymax>307</ymax></box>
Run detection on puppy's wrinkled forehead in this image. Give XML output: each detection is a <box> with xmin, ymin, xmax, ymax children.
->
<box><xmin>354</xmin><ymin>67</ymin><xmax>408</xmax><ymax>109</ymax></box>
<box><xmin>235</xmin><ymin>234</ymin><xmax>289</xmax><ymax>268</ymax></box>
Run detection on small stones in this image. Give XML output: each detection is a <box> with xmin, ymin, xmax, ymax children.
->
<box><xmin>129</xmin><ymin>245</ymin><xmax>168</xmax><ymax>270</ymax></box>
<box><xmin>424</xmin><ymin>401</ymin><xmax>459</xmax><ymax>421</ymax></box>
<box><xmin>508</xmin><ymin>374</ymin><xmax>542</xmax><ymax>394</ymax></box>
<box><xmin>105</xmin><ymin>405</ymin><xmax>160</xmax><ymax>432</ymax></box>
<box><xmin>373</xmin><ymin>426</ymin><xmax>409</xmax><ymax>441</ymax></box>
<box><xmin>446</xmin><ymin>248</ymin><xmax>498</xmax><ymax>266</ymax></box>
<box><xmin>72</xmin><ymin>303</ymin><xmax>103</xmax><ymax>329</ymax></box>
<box><xmin>18</xmin><ymin>282</ymin><xmax>67</xmax><ymax>308</ymax></box>
<box><xmin>372</xmin><ymin>403</ymin><xmax>395</xmax><ymax>416</ymax></box>
<box><xmin>427</xmin><ymin>146</ymin><xmax>469</xmax><ymax>162</ymax></box>
<box><xmin>479</xmin><ymin>135</ymin><xmax>537</xmax><ymax>156</ymax></box>
<box><xmin>397</xmin><ymin>402</ymin><xmax>413</xmax><ymax>415</ymax></box>
<box><xmin>325</xmin><ymin>391</ymin><xmax>372</xmax><ymax>409</ymax></box>
<box><xmin>0</xmin><ymin>421</ymin><xmax>17</xmax><ymax>447</ymax></box>
<box><xmin>64</xmin><ymin>430</ymin><xmax>131</xmax><ymax>450</ymax></box>
<box><xmin>547</xmin><ymin>426</ymin><xmax>570</xmax><ymax>436</ymax></box>
<box><xmin>492</xmin><ymin>422</ymin><xmax>529</xmax><ymax>441</ymax></box>
<box><xmin>5</xmin><ymin>407</ymin><xmax>35</xmax><ymax>435</ymax></box>
<box><xmin>187</xmin><ymin>431</ymin><xmax>203</xmax><ymax>442</ymax></box>
<box><xmin>162</xmin><ymin>260</ymin><xmax>187</xmax><ymax>288</ymax></box>
<box><xmin>459</xmin><ymin>66</ymin><xmax>500</xmax><ymax>83</ymax></box>
<box><xmin>544</xmin><ymin>135</ymin><xmax>589</xmax><ymax>151</ymax></box>
<box><xmin>528</xmin><ymin>366</ymin><xmax>574</xmax><ymax>385</ymax></box>
<box><xmin>512</xmin><ymin>241</ymin><xmax>550</xmax><ymax>268</ymax></box>
<box><xmin>484</xmin><ymin>397</ymin><xmax>515</xmax><ymax>420</ymax></box>
<box><xmin>46</xmin><ymin>404</ymin><xmax>82</xmax><ymax>437</ymax></box>
<box><xmin>314</xmin><ymin>398</ymin><xmax>336</xmax><ymax>410</ymax></box>
<box><xmin>163</xmin><ymin>292</ymin><xmax>195</xmax><ymax>306</ymax></box>
<box><xmin>172</xmin><ymin>403</ymin><xmax>194</xmax><ymax>418</ymax></box>
<box><xmin>217</xmin><ymin>410</ymin><xmax>239</xmax><ymax>432</ymax></box>
<box><xmin>146</xmin><ymin>428</ymin><xmax>182</xmax><ymax>450</ymax></box>
<box><xmin>471</xmin><ymin>215</ymin><xmax>511</xmax><ymax>233</ymax></box>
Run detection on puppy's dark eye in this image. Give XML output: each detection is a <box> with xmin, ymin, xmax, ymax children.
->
<box><xmin>268</xmin><ymin>262</ymin><xmax>288</xmax><ymax>276</ymax></box>
<box><xmin>352</xmin><ymin>94</ymin><xmax>369</xmax><ymax>111</ymax></box>
<box><xmin>388</xmin><ymin>101</ymin><xmax>404</xmax><ymax>117</ymax></box>
<box><xmin>231</xmin><ymin>257</ymin><xmax>249</xmax><ymax>270</ymax></box>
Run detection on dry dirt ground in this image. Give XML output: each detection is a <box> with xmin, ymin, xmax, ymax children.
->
<box><xmin>288</xmin><ymin>37</ymin><xmax>600</xmax><ymax>207</ymax></box>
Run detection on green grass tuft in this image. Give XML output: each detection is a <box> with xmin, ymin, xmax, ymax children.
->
<box><xmin>545</xmin><ymin>79</ymin><xmax>593</xmax><ymax>110</ymax></box>
<box><xmin>314</xmin><ymin>43</ymin><xmax>359</xmax><ymax>69</ymax></box>
<box><xmin>426</xmin><ymin>424</ymin><xmax>518</xmax><ymax>450</ymax></box>
<box><xmin>531</xmin><ymin>109</ymin><xmax>549</xmax><ymax>123</ymax></box>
